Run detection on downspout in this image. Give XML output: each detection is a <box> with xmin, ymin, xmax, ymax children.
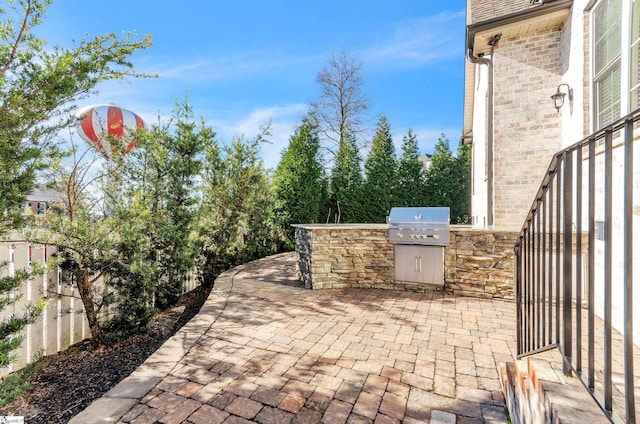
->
<box><xmin>467</xmin><ymin>32</ymin><xmax>501</xmax><ymax>227</ymax></box>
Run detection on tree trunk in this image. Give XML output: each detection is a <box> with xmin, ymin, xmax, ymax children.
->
<box><xmin>76</xmin><ymin>267</ymin><xmax>104</xmax><ymax>349</ymax></box>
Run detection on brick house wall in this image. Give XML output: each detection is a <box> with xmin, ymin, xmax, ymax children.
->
<box><xmin>469</xmin><ymin>0</ymin><xmax>539</xmax><ymax>24</ymax></box>
<box><xmin>467</xmin><ymin>0</ymin><xmax>640</xmax><ymax>351</ymax></box>
<box><xmin>492</xmin><ymin>27</ymin><xmax>564</xmax><ymax>228</ymax></box>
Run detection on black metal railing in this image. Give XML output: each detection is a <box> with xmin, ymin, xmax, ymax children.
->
<box><xmin>515</xmin><ymin>109</ymin><xmax>639</xmax><ymax>423</ymax></box>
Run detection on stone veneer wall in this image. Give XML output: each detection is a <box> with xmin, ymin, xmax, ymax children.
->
<box><xmin>294</xmin><ymin>224</ymin><xmax>518</xmax><ymax>299</ymax></box>
<box><xmin>445</xmin><ymin>228</ymin><xmax>518</xmax><ymax>299</ymax></box>
<box><xmin>294</xmin><ymin>224</ymin><xmax>394</xmax><ymax>290</ymax></box>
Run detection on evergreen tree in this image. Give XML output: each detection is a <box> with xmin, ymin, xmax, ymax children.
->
<box><xmin>318</xmin><ymin>175</ymin><xmax>331</xmax><ymax>223</ymax></box>
<box><xmin>198</xmin><ymin>130</ymin><xmax>275</xmax><ymax>280</ymax></box>
<box><xmin>424</xmin><ymin>134</ymin><xmax>471</xmax><ymax>223</ymax></box>
<box><xmin>0</xmin><ymin>267</ymin><xmax>43</xmax><ymax>367</ymax></box>
<box><xmin>133</xmin><ymin>99</ymin><xmax>208</xmax><ymax>309</ymax></box>
<box><xmin>329</xmin><ymin>133</ymin><xmax>364</xmax><ymax>223</ymax></box>
<box><xmin>424</xmin><ymin>134</ymin><xmax>455</xmax><ymax>208</ymax></box>
<box><xmin>29</xmin><ymin>100</ymin><xmax>209</xmax><ymax>347</ymax></box>
<box><xmin>363</xmin><ymin>116</ymin><xmax>396</xmax><ymax>222</ymax></box>
<box><xmin>271</xmin><ymin>113</ymin><xmax>325</xmax><ymax>249</ymax></box>
<box><xmin>395</xmin><ymin>129</ymin><xmax>426</xmax><ymax>207</ymax></box>
<box><xmin>454</xmin><ymin>143</ymin><xmax>472</xmax><ymax>223</ymax></box>
<box><xmin>32</xmin><ymin>193</ymin><xmax>118</xmax><ymax>348</ymax></box>
<box><xmin>0</xmin><ymin>0</ymin><xmax>151</xmax><ymax>356</ymax></box>
<box><xmin>26</xmin><ymin>141</ymin><xmax>156</xmax><ymax>348</ymax></box>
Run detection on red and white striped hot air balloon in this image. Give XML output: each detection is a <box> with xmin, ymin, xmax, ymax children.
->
<box><xmin>75</xmin><ymin>104</ymin><xmax>146</xmax><ymax>159</ymax></box>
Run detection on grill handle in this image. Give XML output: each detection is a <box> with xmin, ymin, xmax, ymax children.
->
<box><xmin>413</xmin><ymin>256</ymin><xmax>422</xmax><ymax>272</ymax></box>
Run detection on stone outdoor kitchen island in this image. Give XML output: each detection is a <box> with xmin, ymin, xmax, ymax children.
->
<box><xmin>293</xmin><ymin>224</ymin><xmax>517</xmax><ymax>300</ymax></box>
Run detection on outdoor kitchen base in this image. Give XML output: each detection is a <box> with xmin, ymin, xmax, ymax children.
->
<box><xmin>293</xmin><ymin>223</ymin><xmax>518</xmax><ymax>299</ymax></box>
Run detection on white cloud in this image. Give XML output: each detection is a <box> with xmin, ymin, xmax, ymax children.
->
<box><xmin>221</xmin><ymin>104</ymin><xmax>307</xmax><ymax>135</ymax></box>
<box><xmin>145</xmin><ymin>51</ymin><xmax>322</xmax><ymax>83</ymax></box>
<box><xmin>133</xmin><ymin>11</ymin><xmax>465</xmax><ymax>87</ymax></box>
<box><xmin>212</xmin><ymin>103</ymin><xmax>309</xmax><ymax>170</ymax></box>
<box><xmin>361</xmin><ymin>11</ymin><xmax>465</xmax><ymax>69</ymax></box>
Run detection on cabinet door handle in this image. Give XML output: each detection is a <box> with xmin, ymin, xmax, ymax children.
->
<box><xmin>418</xmin><ymin>257</ymin><xmax>422</xmax><ymax>272</ymax></box>
<box><xmin>414</xmin><ymin>256</ymin><xmax>418</xmax><ymax>272</ymax></box>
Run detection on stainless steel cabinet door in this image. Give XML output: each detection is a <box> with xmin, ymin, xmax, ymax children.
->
<box><xmin>394</xmin><ymin>245</ymin><xmax>444</xmax><ymax>285</ymax></box>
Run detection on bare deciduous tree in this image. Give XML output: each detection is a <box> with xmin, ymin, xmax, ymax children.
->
<box><xmin>311</xmin><ymin>51</ymin><xmax>370</xmax><ymax>157</ymax></box>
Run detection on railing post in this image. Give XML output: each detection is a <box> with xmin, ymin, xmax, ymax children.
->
<box><xmin>527</xmin><ymin>222</ymin><xmax>533</xmax><ymax>352</ymax></box>
<box><xmin>515</xmin><ymin>242</ymin><xmax>522</xmax><ymax>356</ymax></box>
<box><xmin>541</xmin><ymin>190</ymin><xmax>547</xmax><ymax>345</ymax></box>
<box><xmin>556</xmin><ymin>157</ymin><xmax>562</xmax><ymax>345</ymax></box>
<box><xmin>536</xmin><ymin>207</ymin><xmax>541</xmax><ymax>349</ymax></box>
<box><xmin>623</xmin><ymin>119</ymin><xmax>635</xmax><ymax>422</ymax></box>
<box><xmin>604</xmin><ymin>128</ymin><xmax>613</xmax><ymax>412</ymax></box>
<box><xmin>562</xmin><ymin>150</ymin><xmax>573</xmax><ymax>376</ymax></box>
<box><xmin>575</xmin><ymin>144</ymin><xmax>583</xmax><ymax>374</ymax></box>
<box><xmin>525</xmin><ymin>225</ymin><xmax>529</xmax><ymax>352</ymax></box>
<box><xmin>588</xmin><ymin>137</ymin><xmax>595</xmax><ymax>391</ymax></box>
<box><xmin>548</xmin><ymin>174</ymin><xmax>554</xmax><ymax>345</ymax></box>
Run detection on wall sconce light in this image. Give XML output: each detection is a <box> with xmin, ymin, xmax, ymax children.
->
<box><xmin>551</xmin><ymin>83</ymin><xmax>573</xmax><ymax>113</ymax></box>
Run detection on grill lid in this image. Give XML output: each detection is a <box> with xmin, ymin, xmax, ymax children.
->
<box><xmin>388</xmin><ymin>207</ymin><xmax>451</xmax><ymax>246</ymax></box>
<box><xmin>388</xmin><ymin>207</ymin><xmax>450</xmax><ymax>226</ymax></box>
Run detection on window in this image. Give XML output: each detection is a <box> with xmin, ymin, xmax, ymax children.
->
<box><xmin>592</xmin><ymin>0</ymin><xmax>640</xmax><ymax>128</ymax></box>
<box><xmin>593</xmin><ymin>0</ymin><xmax>622</xmax><ymax>129</ymax></box>
<box><xmin>37</xmin><ymin>202</ymin><xmax>46</xmax><ymax>214</ymax></box>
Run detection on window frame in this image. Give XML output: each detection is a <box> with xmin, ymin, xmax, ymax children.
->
<box><xmin>629</xmin><ymin>0</ymin><xmax>640</xmax><ymax>110</ymax></box>
<box><xmin>591</xmin><ymin>0</ymin><xmax>636</xmax><ymax>131</ymax></box>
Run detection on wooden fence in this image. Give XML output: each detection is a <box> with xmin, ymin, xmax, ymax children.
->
<box><xmin>0</xmin><ymin>238</ymin><xmax>200</xmax><ymax>378</ymax></box>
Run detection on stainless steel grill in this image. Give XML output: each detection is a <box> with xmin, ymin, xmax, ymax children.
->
<box><xmin>388</xmin><ymin>207</ymin><xmax>450</xmax><ymax>246</ymax></box>
<box><xmin>388</xmin><ymin>207</ymin><xmax>450</xmax><ymax>286</ymax></box>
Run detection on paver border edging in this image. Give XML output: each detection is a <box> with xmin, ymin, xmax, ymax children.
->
<box><xmin>67</xmin><ymin>256</ymin><xmax>259</xmax><ymax>424</ymax></box>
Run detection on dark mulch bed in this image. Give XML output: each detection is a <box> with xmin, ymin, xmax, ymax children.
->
<box><xmin>0</xmin><ymin>282</ymin><xmax>212</xmax><ymax>424</ymax></box>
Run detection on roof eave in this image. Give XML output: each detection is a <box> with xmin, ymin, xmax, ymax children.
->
<box><xmin>461</xmin><ymin>0</ymin><xmax>573</xmax><ymax>142</ymax></box>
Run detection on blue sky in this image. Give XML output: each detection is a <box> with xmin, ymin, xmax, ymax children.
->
<box><xmin>38</xmin><ymin>0</ymin><xmax>467</xmax><ymax>169</ymax></box>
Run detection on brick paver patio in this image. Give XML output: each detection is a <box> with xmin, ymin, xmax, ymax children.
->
<box><xmin>70</xmin><ymin>252</ymin><xmax>516</xmax><ymax>423</ymax></box>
